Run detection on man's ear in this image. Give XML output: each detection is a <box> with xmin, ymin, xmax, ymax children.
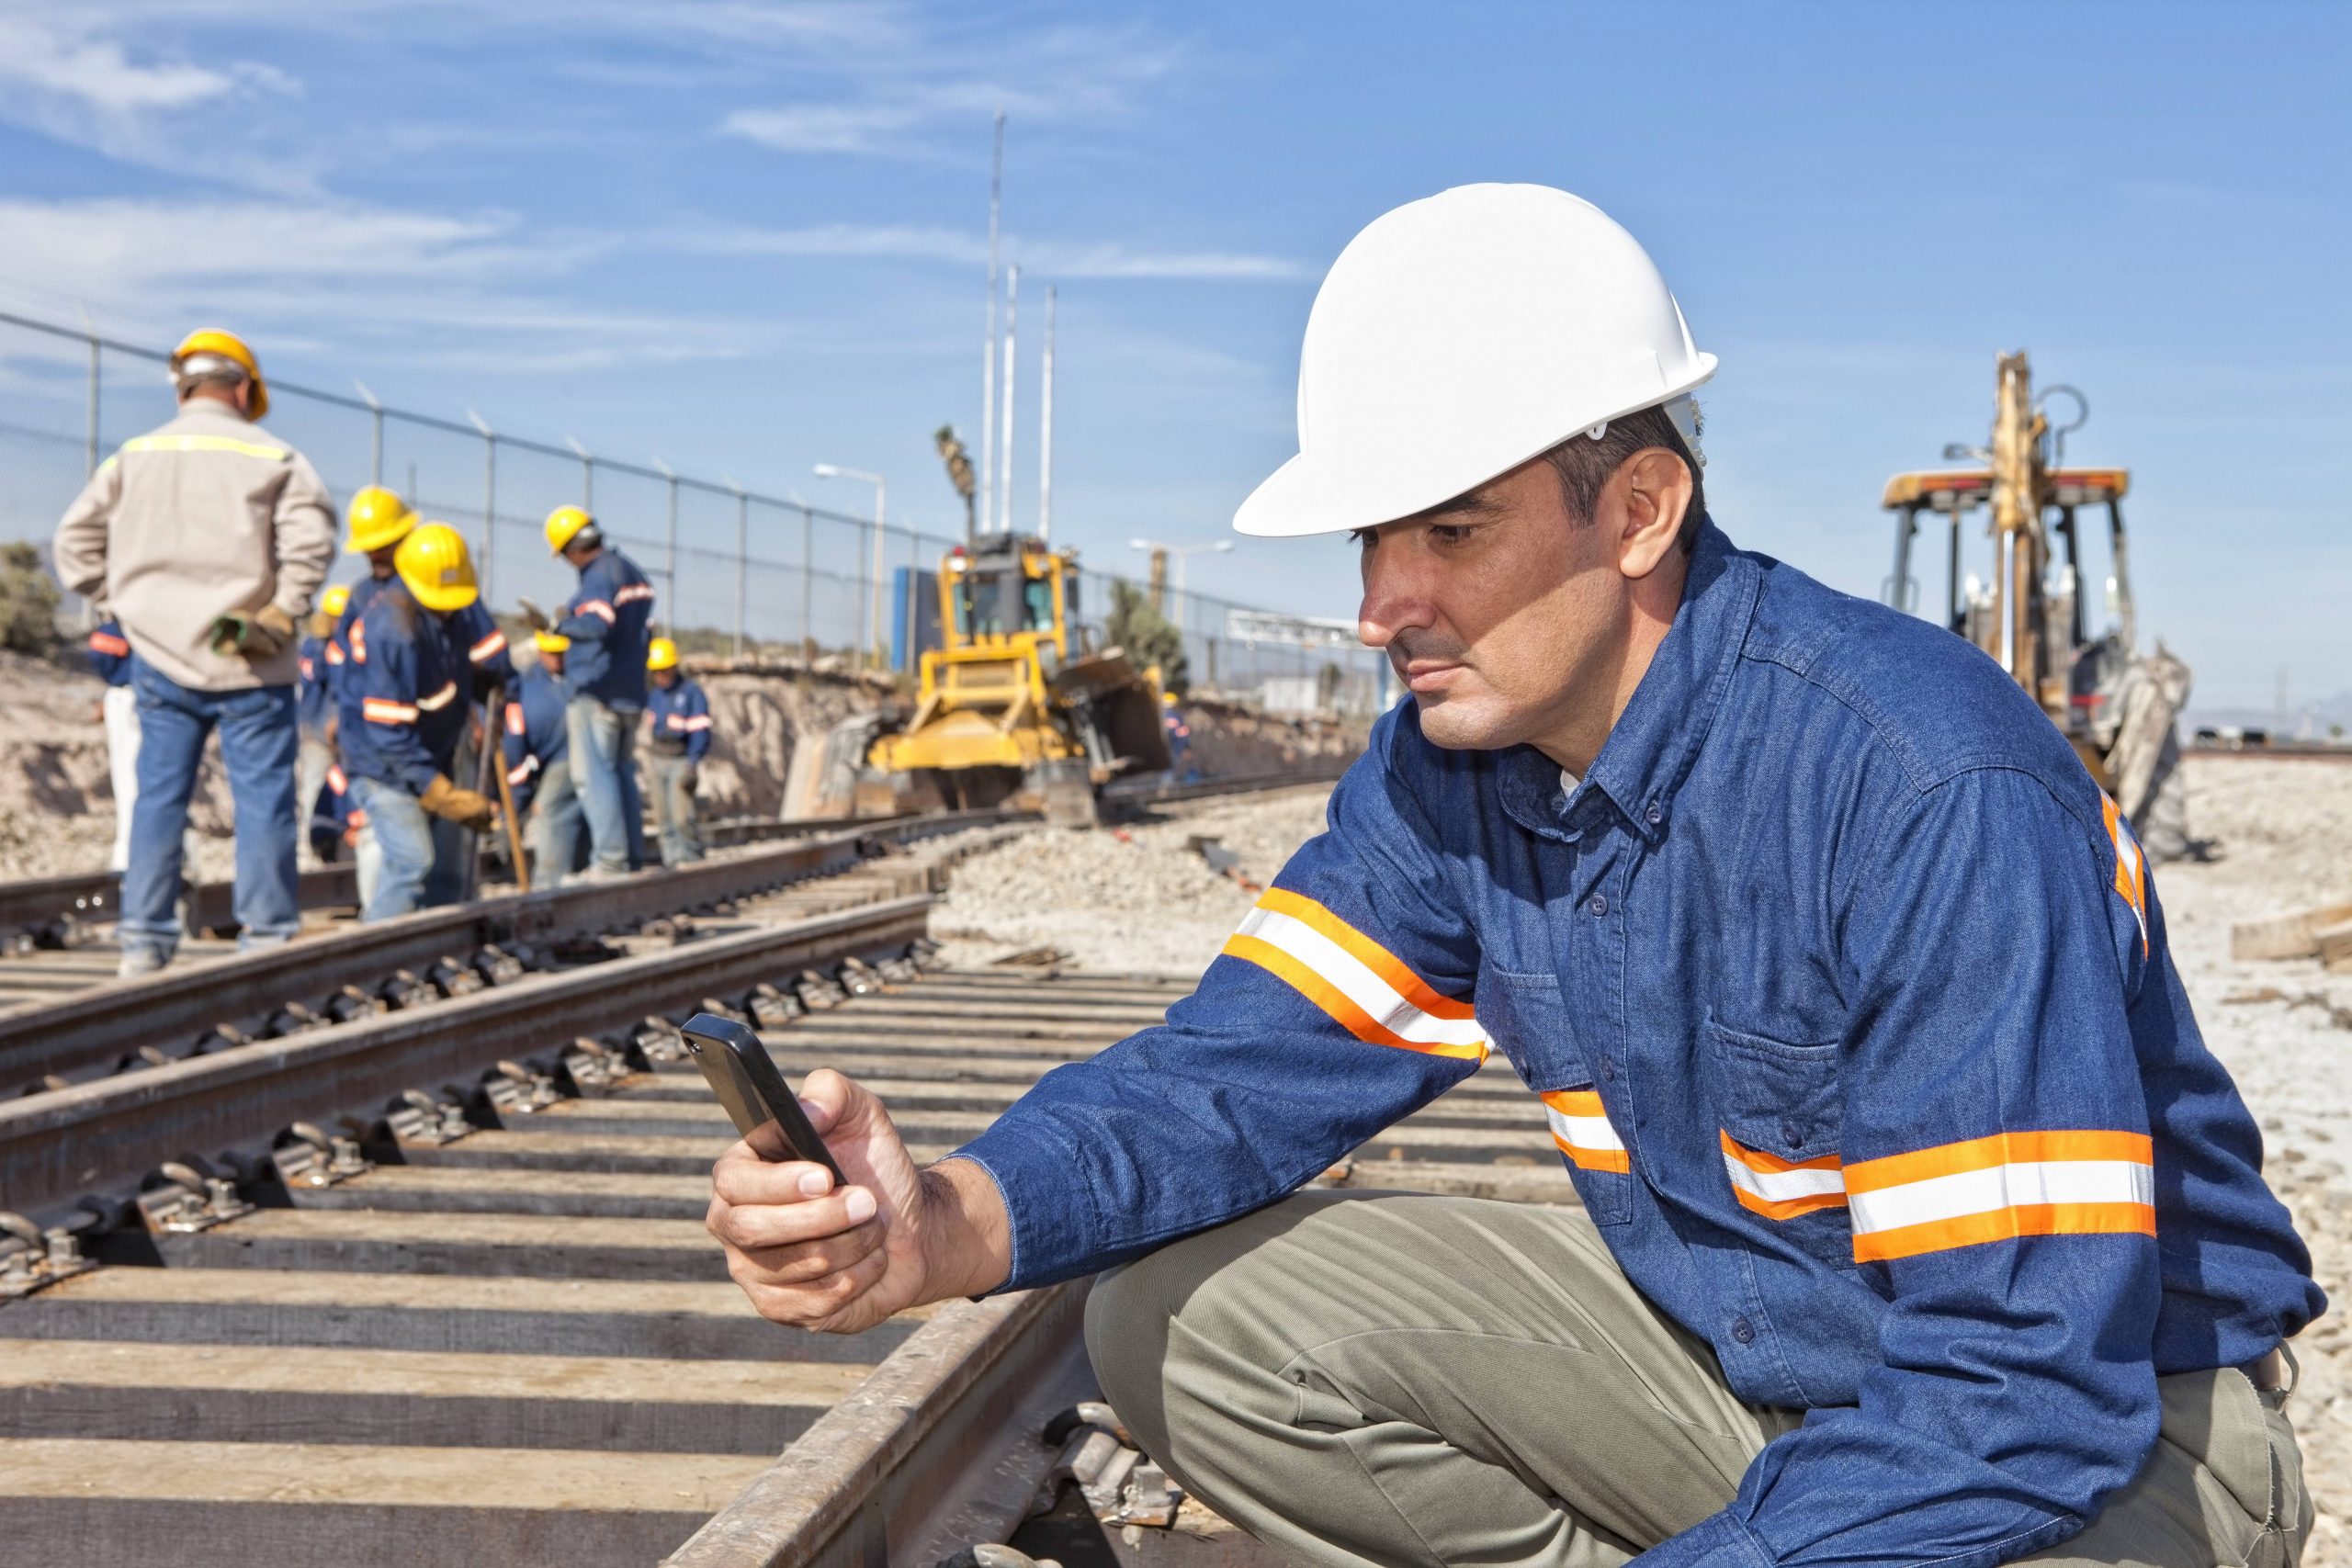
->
<box><xmin>1615</xmin><ymin>448</ymin><xmax>1691</xmax><ymax>581</ymax></box>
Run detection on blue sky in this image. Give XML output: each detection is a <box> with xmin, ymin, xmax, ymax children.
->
<box><xmin>0</xmin><ymin>1</ymin><xmax>2344</xmax><ymax>717</ymax></box>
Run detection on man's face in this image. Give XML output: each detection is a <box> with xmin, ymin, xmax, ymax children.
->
<box><xmin>652</xmin><ymin>668</ymin><xmax>677</xmax><ymax>690</ymax></box>
<box><xmin>542</xmin><ymin>649</ymin><xmax>565</xmax><ymax>678</ymax></box>
<box><xmin>368</xmin><ymin>544</ymin><xmax>397</xmax><ymax>580</ymax></box>
<box><xmin>1355</xmin><ymin>457</ymin><xmax>1629</xmax><ymax>752</ymax></box>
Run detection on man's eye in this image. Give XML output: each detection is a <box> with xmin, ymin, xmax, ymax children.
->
<box><xmin>1430</xmin><ymin>524</ymin><xmax>1476</xmax><ymax>545</ymax></box>
<box><xmin>1345</xmin><ymin>528</ymin><xmax>1374</xmax><ymax>548</ymax></box>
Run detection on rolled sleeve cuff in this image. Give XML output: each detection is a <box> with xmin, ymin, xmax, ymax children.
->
<box><xmin>1631</xmin><ymin>1511</ymin><xmax>1774</xmax><ymax>1568</ymax></box>
<box><xmin>947</xmin><ymin>1117</ymin><xmax>1102</xmax><ymax>1293</ymax></box>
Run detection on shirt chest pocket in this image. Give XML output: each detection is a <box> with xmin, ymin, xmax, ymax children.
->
<box><xmin>1476</xmin><ymin>966</ymin><xmax>1631</xmax><ymax>1225</ymax></box>
<box><xmin>1704</xmin><ymin>1015</ymin><xmax>1852</xmax><ymax>1266</ymax></box>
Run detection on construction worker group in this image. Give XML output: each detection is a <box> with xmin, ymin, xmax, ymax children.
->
<box><xmin>53</xmin><ymin>330</ymin><xmax>717</xmax><ymax>974</ymax></box>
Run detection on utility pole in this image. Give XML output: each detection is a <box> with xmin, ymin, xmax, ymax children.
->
<box><xmin>979</xmin><ymin>110</ymin><xmax>1004</xmax><ymax>536</ymax></box>
<box><xmin>1039</xmin><ymin>284</ymin><xmax>1056</xmax><ymax>543</ymax></box>
<box><xmin>999</xmin><ymin>264</ymin><xmax>1020</xmax><ymax>538</ymax></box>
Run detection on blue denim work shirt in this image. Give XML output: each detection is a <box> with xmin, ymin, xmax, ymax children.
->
<box><xmin>956</xmin><ymin>519</ymin><xmax>2323</xmax><ymax>1567</ymax></box>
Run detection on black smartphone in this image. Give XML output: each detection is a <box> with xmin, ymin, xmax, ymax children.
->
<box><xmin>680</xmin><ymin>1012</ymin><xmax>846</xmax><ymax>1182</ymax></box>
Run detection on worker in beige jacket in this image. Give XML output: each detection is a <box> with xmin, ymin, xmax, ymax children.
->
<box><xmin>51</xmin><ymin>330</ymin><xmax>336</xmax><ymax>976</ymax></box>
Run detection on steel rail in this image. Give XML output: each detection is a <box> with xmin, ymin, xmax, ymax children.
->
<box><xmin>0</xmin><ymin>810</ymin><xmax>1024</xmax><ymax>1095</ymax></box>
<box><xmin>0</xmin><ymin>896</ymin><xmax>935</xmax><ymax>1223</ymax></box>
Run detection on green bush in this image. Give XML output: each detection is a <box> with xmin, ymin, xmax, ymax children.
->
<box><xmin>1105</xmin><ymin>579</ymin><xmax>1189</xmax><ymax>695</ymax></box>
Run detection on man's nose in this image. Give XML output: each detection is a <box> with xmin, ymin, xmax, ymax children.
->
<box><xmin>1358</xmin><ymin>544</ymin><xmax>1434</xmax><ymax>649</ymax></box>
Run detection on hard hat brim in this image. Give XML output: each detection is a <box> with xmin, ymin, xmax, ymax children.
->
<box><xmin>1233</xmin><ymin>357</ymin><xmax>1716</xmax><ymax>539</ymax></box>
<box><xmin>409</xmin><ymin>581</ymin><xmax>481</xmax><ymax>613</ymax></box>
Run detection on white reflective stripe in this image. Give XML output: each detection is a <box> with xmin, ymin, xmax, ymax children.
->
<box><xmin>1544</xmin><ymin>1105</ymin><xmax>1623</xmax><ymax>1156</ymax></box>
<box><xmin>362</xmin><ymin>699</ymin><xmax>418</xmax><ymax>724</ymax></box>
<box><xmin>121</xmin><ymin>433</ymin><xmax>288</xmax><ymax>462</ymax></box>
<box><xmin>1723</xmin><ymin>1156</ymin><xmax>1846</xmax><ymax>1206</ymax></box>
<box><xmin>413</xmin><ymin>681</ymin><xmax>460</xmax><ymax>713</ymax></box>
<box><xmin>613</xmin><ymin>583</ymin><xmax>655</xmax><ymax>604</ymax></box>
<box><xmin>677</xmin><ymin>714</ymin><xmax>713</xmax><ymax>730</ymax></box>
<box><xmin>577</xmin><ymin>601</ymin><xmax>616</xmax><ymax>623</ymax></box>
<box><xmin>507</xmin><ymin>757</ymin><xmax>539</xmax><ymax>784</ymax></box>
<box><xmin>1229</xmin><ymin>905</ymin><xmax>1486</xmax><ymax>1051</ymax></box>
<box><xmin>469</xmin><ymin>631</ymin><xmax>508</xmax><ymax>661</ymax></box>
<box><xmin>1848</xmin><ymin>1159</ymin><xmax>2155</xmax><ymax>1236</ymax></box>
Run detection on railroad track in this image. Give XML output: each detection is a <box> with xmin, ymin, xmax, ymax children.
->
<box><xmin>0</xmin><ymin>767</ymin><xmax>1440</xmax><ymax>1566</ymax></box>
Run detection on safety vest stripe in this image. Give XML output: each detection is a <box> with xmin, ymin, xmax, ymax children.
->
<box><xmin>324</xmin><ymin>641</ymin><xmax>345</xmax><ymax>665</ymax></box>
<box><xmin>1542</xmin><ymin>1091</ymin><xmax>1629</xmax><ymax>1173</ymax></box>
<box><xmin>414</xmin><ymin>681</ymin><xmax>460</xmax><ymax>713</ymax></box>
<box><xmin>350</xmin><ymin>621</ymin><xmax>368</xmax><ymax>662</ymax></box>
<box><xmin>613</xmin><ymin>583</ymin><xmax>655</xmax><ymax>605</ymax></box>
<box><xmin>504</xmin><ymin>702</ymin><xmax>526</xmax><ymax>736</ymax></box>
<box><xmin>362</xmin><ymin>698</ymin><xmax>418</xmax><ymax>725</ymax></box>
<box><xmin>507</xmin><ymin>756</ymin><xmax>539</xmax><ymax>784</ymax></box>
<box><xmin>469</xmin><ymin>631</ymin><xmax>508</xmax><ymax>661</ymax></box>
<box><xmin>576</xmin><ymin>600</ymin><xmax>616</xmax><ymax>623</ymax></box>
<box><xmin>675</xmin><ymin>714</ymin><xmax>713</xmax><ymax>731</ymax></box>
<box><xmin>325</xmin><ymin>765</ymin><xmax>347</xmax><ymax>792</ymax></box>
<box><xmin>1226</xmin><ymin>900</ymin><xmax>1487</xmax><ymax>1055</ymax></box>
<box><xmin>120</xmin><ymin>433</ymin><xmax>290</xmax><ymax>462</ymax></box>
<box><xmin>1720</xmin><ymin>1130</ymin><xmax>1848</xmax><ymax>1219</ymax></box>
<box><xmin>1844</xmin><ymin>1131</ymin><xmax>2154</xmax><ymax>1262</ymax></box>
<box><xmin>2102</xmin><ymin>793</ymin><xmax>2149</xmax><ymax>957</ymax></box>
<box><xmin>1252</xmin><ymin>888</ymin><xmax>1478</xmax><ymax>1021</ymax></box>
<box><xmin>88</xmin><ymin>632</ymin><xmax>130</xmax><ymax>656</ymax></box>
<box><xmin>1220</xmin><ymin>930</ymin><xmax>1486</xmax><ymax>1062</ymax></box>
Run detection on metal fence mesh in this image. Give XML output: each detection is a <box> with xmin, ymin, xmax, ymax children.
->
<box><xmin>0</xmin><ymin>310</ymin><xmax>1390</xmax><ymax>714</ymax></box>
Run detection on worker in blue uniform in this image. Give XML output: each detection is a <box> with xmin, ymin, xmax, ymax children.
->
<box><xmin>643</xmin><ymin>637</ymin><xmax>711</xmax><ymax>866</ymax></box>
<box><xmin>502</xmin><ymin>631</ymin><xmax>588</xmax><ymax>885</ymax></box>
<box><xmin>333</xmin><ymin>486</ymin><xmax>513</xmax><ymax>696</ymax></box>
<box><xmin>538</xmin><ymin>505</ymin><xmax>653</xmax><ymax>879</ymax></box>
<box><xmin>295</xmin><ymin>581</ymin><xmax>349</xmax><ymax>865</ymax></box>
<box><xmin>338</xmin><ymin>523</ymin><xmax>499</xmax><ymax>921</ymax></box>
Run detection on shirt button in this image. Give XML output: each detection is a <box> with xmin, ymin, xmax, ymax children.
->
<box><xmin>1731</xmin><ymin>1315</ymin><xmax>1756</xmax><ymax>1346</ymax></box>
<box><xmin>1588</xmin><ymin>894</ymin><xmax>1609</xmax><ymax>917</ymax></box>
<box><xmin>1781</xmin><ymin>1121</ymin><xmax>1804</xmax><ymax>1147</ymax></box>
<box><xmin>1599</xmin><ymin>1058</ymin><xmax>1616</xmax><ymax>1082</ymax></box>
<box><xmin>1645</xmin><ymin>802</ymin><xmax>1664</xmax><ymax>825</ymax></box>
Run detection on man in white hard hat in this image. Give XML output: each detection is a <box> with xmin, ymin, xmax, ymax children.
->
<box><xmin>52</xmin><ymin>329</ymin><xmax>335</xmax><ymax>976</ymax></box>
<box><xmin>702</xmin><ymin>186</ymin><xmax>2319</xmax><ymax>1566</ymax></box>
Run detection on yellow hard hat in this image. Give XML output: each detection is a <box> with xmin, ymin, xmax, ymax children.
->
<box><xmin>394</xmin><ymin>523</ymin><xmax>480</xmax><ymax>613</ymax></box>
<box><xmin>646</xmin><ymin>637</ymin><xmax>680</xmax><ymax>672</ymax></box>
<box><xmin>320</xmin><ymin>583</ymin><xmax>351</xmax><ymax>620</ymax></box>
<box><xmin>545</xmin><ymin>505</ymin><xmax>595</xmax><ymax>555</ymax></box>
<box><xmin>1161</xmin><ymin>691</ymin><xmax>1178</xmax><ymax>706</ymax></box>
<box><xmin>169</xmin><ymin>328</ymin><xmax>269</xmax><ymax>420</ymax></box>
<box><xmin>345</xmin><ymin>486</ymin><xmax>418</xmax><ymax>554</ymax></box>
<box><xmin>533</xmin><ymin>630</ymin><xmax>571</xmax><ymax>654</ymax></box>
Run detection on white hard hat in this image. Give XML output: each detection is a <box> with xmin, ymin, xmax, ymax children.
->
<box><xmin>1234</xmin><ymin>184</ymin><xmax>1715</xmax><ymax>538</ymax></box>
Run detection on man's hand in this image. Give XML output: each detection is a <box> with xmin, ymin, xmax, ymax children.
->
<box><xmin>209</xmin><ymin>604</ymin><xmax>296</xmax><ymax>660</ymax></box>
<box><xmin>706</xmin><ymin>1070</ymin><xmax>1010</xmax><ymax>1334</ymax></box>
<box><xmin>419</xmin><ymin>774</ymin><xmax>498</xmax><ymax>832</ymax></box>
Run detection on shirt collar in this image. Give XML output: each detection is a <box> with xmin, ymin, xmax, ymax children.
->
<box><xmin>1496</xmin><ymin>516</ymin><xmax>1758</xmax><ymax>844</ymax></box>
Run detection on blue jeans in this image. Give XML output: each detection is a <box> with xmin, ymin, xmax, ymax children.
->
<box><xmin>648</xmin><ymin>750</ymin><xmax>704</xmax><ymax>865</ymax></box>
<box><xmin>529</xmin><ymin>756</ymin><xmax>591</xmax><ymax>885</ymax></box>
<box><xmin>121</xmin><ymin>658</ymin><xmax>300</xmax><ymax>961</ymax></box>
<box><xmin>349</xmin><ymin>775</ymin><xmax>471</xmax><ymax>921</ymax></box>
<box><xmin>566</xmin><ymin>696</ymin><xmax>646</xmax><ymax>874</ymax></box>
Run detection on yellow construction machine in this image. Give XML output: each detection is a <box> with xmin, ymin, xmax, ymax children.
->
<box><xmin>1883</xmin><ymin>353</ymin><xmax>2190</xmax><ymax>856</ymax></box>
<box><xmin>867</xmin><ymin>534</ymin><xmax>1170</xmax><ymax>821</ymax></box>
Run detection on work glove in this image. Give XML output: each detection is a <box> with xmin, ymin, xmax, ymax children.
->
<box><xmin>419</xmin><ymin>774</ymin><xmax>498</xmax><ymax>833</ymax></box>
<box><xmin>209</xmin><ymin>604</ymin><xmax>297</xmax><ymax>661</ymax></box>
<box><xmin>517</xmin><ymin>597</ymin><xmax>552</xmax><ymax>634</ymax></box>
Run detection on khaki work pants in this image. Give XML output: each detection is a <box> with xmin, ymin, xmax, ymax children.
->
<box><xmin>1086</xmin><ymin>1191</ymin><xmax>2311</xmax><ymax>1568</ymax></box>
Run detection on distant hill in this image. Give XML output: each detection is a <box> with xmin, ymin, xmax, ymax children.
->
<box><xmin>2183</xmin><ymin>690</ymin><xmax>2352</xmax><ymax>741</ymax></box>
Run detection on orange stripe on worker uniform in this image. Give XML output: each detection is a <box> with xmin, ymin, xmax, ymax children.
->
<box><xmin>361</xmin><ymin>697</ymin><xmax>417</xmax><ymax>725</ymax></box>
<box><xmin>413</xmin><ymin>681</ymin><xmax>460</xmax><ymax>713</ymax></box>
<box><xmin>89</xmin><ymin>631</ymin><xmax>130</xmax><ymax>657</ymax></box>
<box><xmin>614</xmin><ymin>583</ymin><xmax>655</xmax><ymax>605</ymax></box>
<box><xmin>504</xmin><ymin>702</ymin><xmax>526</xmax><ymax>736</ymax></box>
<box><xmin>576</xmin><ymin>600</ymin><xmax>616</xmax><ymax>623</ymax></box>
<box><xmin>507</xmin><ymin>756</ymin><xmax>538</xmax><ymax>785</ymax></box>
<box><xmin>1219</xmin><ymin>889</ymin><xmax>1487</xmax><ymax>1061</ymax></box>
<box><xmin>349</xmin><ymin>621</ymin><xmax>368</xmax><ymax>663</ymax></box>
<box><xmin>1842</xmin><ymin>1129</ymin><xmax>2154</xmax><ymax>1263</ymax></box>
<box><xmin>469</xmin><ymin>631</ymin><xmax>508</xmax><ymax>662</ymax></box>
<box><xmin>2101</xmin><ymin>792</ymin><xmax>2149</xmax><ymax>957</ymax></box>
<box><xmin>1720</xmin><ymin>1130</ymin><xmax>1847</xmax><ymax>1219</ymax></box>
<box><xmin>1543</xmin><ymin>1089</ymin><xmax>1629</xmax><ymax>1173</ymax></box>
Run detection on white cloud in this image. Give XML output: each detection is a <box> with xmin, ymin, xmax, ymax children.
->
<box><xmin>678</xmin><ymin>222</ymin><xmax>1310</xmax><ymax>282</ymax></box>
<box><xmin>721</xmin><ymin>104</ymin><xmax>926</xmax><ymax>156</ymax></box>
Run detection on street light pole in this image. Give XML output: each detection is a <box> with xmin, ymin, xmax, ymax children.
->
<box><xmin>1128</xmin><ymin>537</ymin><xmax>1234</xmax><ymax>636</ymax></box>
<box><xmin>814</xmin><ymin>464</ymin><xmax>888</xmax><ymax>671</ymax></box>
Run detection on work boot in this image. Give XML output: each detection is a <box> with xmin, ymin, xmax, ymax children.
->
<box><xmin>116</xmin><ymin>946</ymin><xmax>168</xmax><ymax>980</ymax></box>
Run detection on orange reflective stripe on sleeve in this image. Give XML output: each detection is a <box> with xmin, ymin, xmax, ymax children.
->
<box><xmin>469</xmin><ymin>630</ymin><xmax>508</xmax><ymax>662</ymax></box>
<box><xmin>504</xmin><ymin>702</ymin><xmax>526</xmax><ymax>736</ymax></box>
<box><xmin>413</xmin><ymin>681</ymin><xmax>459</xmax><ymax>713</ymax></box>
<box><xmin>576</xmin><ymin>601</ymin><xmax>616</xmax><ymax>623</ymax></box>
<box><xmin>88</xmin><ymin>631</ymin><xmax>130</xmax><ymax>657</ymax></box>
<box><xmin>1544</xmin><ymin>1089</ymin><xmax>1630</xmax><ymax>1173</ymax></box>
<box><xmin>1843</xmin><ymin>1130</ymin><xmax>2154</xmax><ymax>1262</ymax></box>
<box><xmin>2101</xmin><ymin>792</ymin><xmax>2150</xmax><ymax>956</ymax></box>
<box><xmin>361</xmin><ymin>698</ymin><xmax>418</xmax><ymax>725</ymax></box>
<box><xmin>1220</xmin><ymin>889</ymin><xmax>1487</xmax><ymax>1061</ymax></box>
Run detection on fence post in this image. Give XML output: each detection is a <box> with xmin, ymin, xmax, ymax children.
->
<box><xmin>468</xmin><ymin>412</ymin><xmax>495</xmax><ymax>604</ymax></box>
<box><xmin>729</xmin><ymin>483</ymin><xmax>748</xmax><ymax>660</ymax></box>
<box><xmin>84</xmin><ymin>329</ymin><xmax>99</xmax><ymax>477</ymax></box>
<box><xmin>653</xmin><ymin>459</ymin><xmax>677</xmax><ymax>636</ymax></box>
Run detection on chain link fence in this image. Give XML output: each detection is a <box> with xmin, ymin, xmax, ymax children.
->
<box><xmin>0</xmin><ymin>309</ymin><xmax>1389</xmax><ymax>715</ymax></box>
